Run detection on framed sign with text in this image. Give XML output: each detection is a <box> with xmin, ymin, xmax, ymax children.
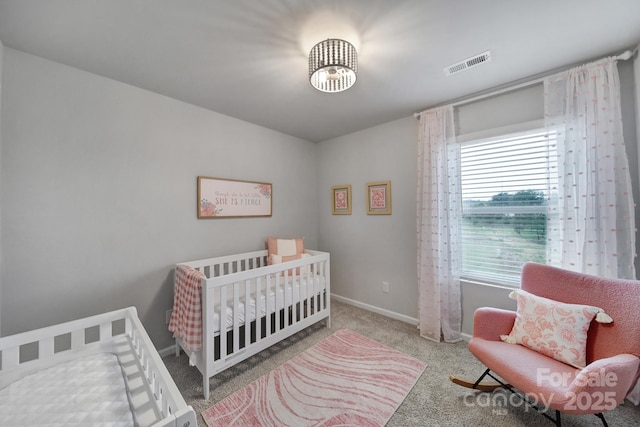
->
<box><xmin>197</xmin><ymin>176</ymin><xmax>272</xmax><ymax>218</ymax></box>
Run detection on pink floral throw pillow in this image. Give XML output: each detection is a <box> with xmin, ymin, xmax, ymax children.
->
<box><xmin>500</xmin><ymin>289</ymin><xmax>613</xmax><ymax>368</ymax></box>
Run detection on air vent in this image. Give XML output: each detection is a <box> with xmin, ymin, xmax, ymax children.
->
<box><xmin>444</xmin><ymin>51</ymin><xmax>492</xmax><ymax>76</ymax></box>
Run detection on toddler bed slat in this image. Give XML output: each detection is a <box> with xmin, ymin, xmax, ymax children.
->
<box><xmin>1</xmin><ymin>347</ymin><xmax>19</xmax><ymax>370</ymax></box>
<box><xmin>172</xmin><ymin>249</ymin><xmax>330</xmax><ymax>399</ymax></box>
<box><xmin>71</xmin><ymin>329</ymin><xmax>83</xmax><ymax>350</ymax></box>
<box><xmin>40</xmin><ymin>337</ymin><xmax>54</xmax><ymax>359</ymax></box>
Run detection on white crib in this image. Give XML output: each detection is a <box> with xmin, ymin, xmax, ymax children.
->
<box><xmin>172</xmin><ymin>249</ymin><xmax>330</xmax><ymax>399</ymax></box>
<box><xmin>0</xmin><ymin>306</ymin><xmax>196</xmax><ymax>427</ymax></box>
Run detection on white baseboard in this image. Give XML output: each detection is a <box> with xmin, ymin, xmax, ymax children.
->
<box><xmin>158</xmin><ymin>344</ymin><xmax>177</xmax><ymax>358</ymax></box>
<box><xmin>330</xmin><ymin>294</ymin><xmax>418</xmax><ymax>326</ymax></box>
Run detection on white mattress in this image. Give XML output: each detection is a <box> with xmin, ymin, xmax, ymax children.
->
<box><xmin>0</xmin><ymin>352</ymin><xmax>135</xmax><ymax>427</ymax></box>
<box><xmin>212</xmin><ymin>275</ymin><xmax>326</xmax><ymax>334</ymax></box>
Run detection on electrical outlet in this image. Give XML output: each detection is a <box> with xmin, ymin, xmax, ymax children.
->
<box><xmin>166</xmin><ymin>309</ymin><xmax>172</xmax><ymax>324</ymax></box>
<box><xmin>382</xmin><ymin>281</ymin><xmax>390</xmax><ymax>293</ymax></box>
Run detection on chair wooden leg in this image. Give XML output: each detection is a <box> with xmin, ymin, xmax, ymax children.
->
<box><xmin>449</xmin><ymin>368</ymin><xmax>507</xmax><ymax>392</ymax></box>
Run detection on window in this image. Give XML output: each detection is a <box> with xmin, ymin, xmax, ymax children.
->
<box><xmin>458</xmin><ymin>128</ymin><xmax>558</xmax><ymax>286</ymax></box>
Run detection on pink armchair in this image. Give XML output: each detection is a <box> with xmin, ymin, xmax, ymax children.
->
<box><xmin>467</xmin><ymin>262</ymin><xmax>640</xmax><ymax>426</ymax></box>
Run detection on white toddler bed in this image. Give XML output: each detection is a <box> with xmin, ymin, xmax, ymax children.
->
<box><xmin>170</xmin><ymin>249</ymin><xmax>330</xmax><ymax>399</ymax></box>
<box><xmin>0</xmin><ymin>306</ymin><xmax>196</xmax><ymax>427</ymax></box>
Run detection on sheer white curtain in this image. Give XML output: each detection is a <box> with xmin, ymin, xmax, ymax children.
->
<box><xmin>544</xmin><ymin>57</ymin><xmax>636</xmax><ymax>279</ymax></box>
<box><xmin>416</xmin><ymin>105</ymin><xmax>462</xmax><ymax>343</ymax></box>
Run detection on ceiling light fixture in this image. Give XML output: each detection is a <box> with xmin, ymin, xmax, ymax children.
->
<box><xmin>309</xmin><ymin>39</ymin><xmax>358</xmax><ymax>93</ymax></box>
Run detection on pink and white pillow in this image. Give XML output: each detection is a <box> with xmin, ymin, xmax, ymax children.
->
<box><xmin>267</xmin><ymin>237</ymin><xmax>304</xmax><ymax>264</ymax></box>
<box><xmin>267</xmin><ymin>237</ymin><xmax>308</xmax><ymax>274</ymax></box>
<box><xmin>500</xmin><ymin>289</ymin><xmax>613</xmax><ymax>368</ymax></box>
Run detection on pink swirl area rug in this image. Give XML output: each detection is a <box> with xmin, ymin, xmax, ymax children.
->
<box><xmin>202</xmin><ymin>329</ymin><xmax>427</xmax><ymax>427</ymax></box>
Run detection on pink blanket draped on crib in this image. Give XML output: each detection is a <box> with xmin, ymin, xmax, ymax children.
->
<box><xmin>169</xmin><ymin>264</ymin><xmax>205</xmax><ymax>352</ymax></box>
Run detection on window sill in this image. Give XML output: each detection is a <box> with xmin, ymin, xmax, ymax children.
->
<box><xmin>460</xmin><ymin>277</ymin><xmax>518</xmax><ymax>291</ymax></box>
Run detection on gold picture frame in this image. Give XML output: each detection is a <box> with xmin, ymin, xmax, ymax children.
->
<box><xmin>366</xmin><ymin>181</ymin><xmax>391</xmax><ymax>215</ymax></box>
<box><xmin>332</xmin><ymin>185</ymin><xmax>352</xmax><ymax>215</ymax></box>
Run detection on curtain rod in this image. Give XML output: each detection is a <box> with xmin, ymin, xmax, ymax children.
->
<box><xmin>413</xmin><ymin>49</ymin><xmax>635</xmax><ymax>119</ymax></box>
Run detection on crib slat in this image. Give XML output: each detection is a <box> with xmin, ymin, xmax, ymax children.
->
<box><xmin>307</xmin><ymin>266</ymin><xmax>312</xmax><ymax>317</ymax></box>
<box><xmin>289</xmin><ymin>271</ymin><xmax>295</xmax><ymax>327</ymax></box>
<box><xmin>313</xmin><ymin>262</ymin><xmax>320</xmax><ymax>313</ymax></box>
<box><xmin>219</xmin><ymin>286</ymin><xmax>227</xmax><ymax>359</ymax></box>
<box><xmin>317</xmin><ymin>261</ymin><xmax>324</xmax><ymax>311</ymax></box>
<box><xmin>244</xmin><ymin>279</ymin><xmax>250</xmax><ymax>348</ymax></box>
<box><xmin>292</xmin><ymin>272</ymin><xmax>298</xmax><ymax>325</ymax></box>
<box><xmin>266</xmin><ymin>274</ymin><xmax>272</xmax><ymax>338</ymax></box>
<box><xmin>278</xmin><ymin>271</ymin><xmax>288</xmax><ymax>330</ymax></box>
<box><xmin>255</xmin><ymin>276</ymin><xmax>262</xmax><ymax>343</ymax></box>
<box><xmin>323</xmin><ymin>261</ymin><xmax>328</xmax><ymax>310</ymax></box>
<box><xmin>312</xmin><ymin>263</ymin><xmax>318</xmax><ymax>314</ymax></box>
<box><xmin>309</xmin><ymin>265</ymin><xmax>314</xmax><ymax>315</ymax></box>
<box><xmin>303</xmin><ymin>265</ymin><xmax>309</xmax><ymax>319</ymax></box>
<box><xmin>233</xmin><ymin>282</ymin><xmax>240</xmax><ymax>354</ymax></box>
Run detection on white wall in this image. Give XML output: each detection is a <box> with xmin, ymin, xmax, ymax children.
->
<box><xmin>0</xmin><ymin>48</ymin><xmax>319</xmax><ymax>348</ymax></box>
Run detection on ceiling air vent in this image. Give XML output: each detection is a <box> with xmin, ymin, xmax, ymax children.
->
<box><xmin>444</xmin><ymin>51</ymin><xmax>492</xmax><ymax>76</ymax></box>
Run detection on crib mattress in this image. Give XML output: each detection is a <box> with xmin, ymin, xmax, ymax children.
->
<box><xmin>0</xmin><ymin>352</ymin><xmax>135</xmax><ymax>427</ymax></box>
<box><xmin>212</xmin><ymin>275</ymin><xmax>326</xmax><ymax>334</ymax></box>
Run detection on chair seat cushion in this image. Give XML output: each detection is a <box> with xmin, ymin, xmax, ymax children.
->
<box><xmin>469</xmin><ymin>337</ymin><xmax>583</xmax><ymax>412</ymax></box>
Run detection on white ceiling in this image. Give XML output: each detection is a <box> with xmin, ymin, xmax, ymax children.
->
<box><xmin>1</xmin><ymin>0</ymin><xmax>640</xmax><ymax>142</ymax></box>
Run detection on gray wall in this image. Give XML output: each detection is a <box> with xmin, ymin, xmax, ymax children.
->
<box><xmin>0</xmin><ymin>40</ymin><xmax>3</xmax><ymax>334</ymax></box>
<box><xmin>317</xmin><ymin>117</ymin><xmax>418</xmax><ymax>321</ymax></box>
<box><xmin>317</xmin><ymin>60</ymin><xmax>639</xmax><ymax>337</ymax></box>
<box><xmin>634</xmin><ymin>46</ymin><xmax>640</xmax><ymax>278</ymax></box>
<box><xmin>620</xmin><ymin>60</ymin><xmax>640</xmax><ymax>277</ymax></box>
<box><xmin>1</xmin><ymin>46</ymin><xmax>636</xmax><ymax>347</ymax></box>
<box><xmin>0</xmin><ymin>48</ymin><xmax>319</xmax><ymax>349</ymax></box>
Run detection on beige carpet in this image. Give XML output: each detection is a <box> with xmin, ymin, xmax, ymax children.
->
<box><xmin>163</xmin><ymin>300</ymin><xmax>640</xmax><ymax>427</ymax></box>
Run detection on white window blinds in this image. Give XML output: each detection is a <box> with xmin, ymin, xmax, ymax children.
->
<box><xmin>458</xmin><ymin>129</ymin><xmax>557</xmax><ymax>286</ymax></box>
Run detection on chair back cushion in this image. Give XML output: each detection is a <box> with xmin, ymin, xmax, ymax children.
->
<box><xmin>521</xmin><ymin>262</ymin><xmax>640</xmax><ymax>364</ymax></box>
